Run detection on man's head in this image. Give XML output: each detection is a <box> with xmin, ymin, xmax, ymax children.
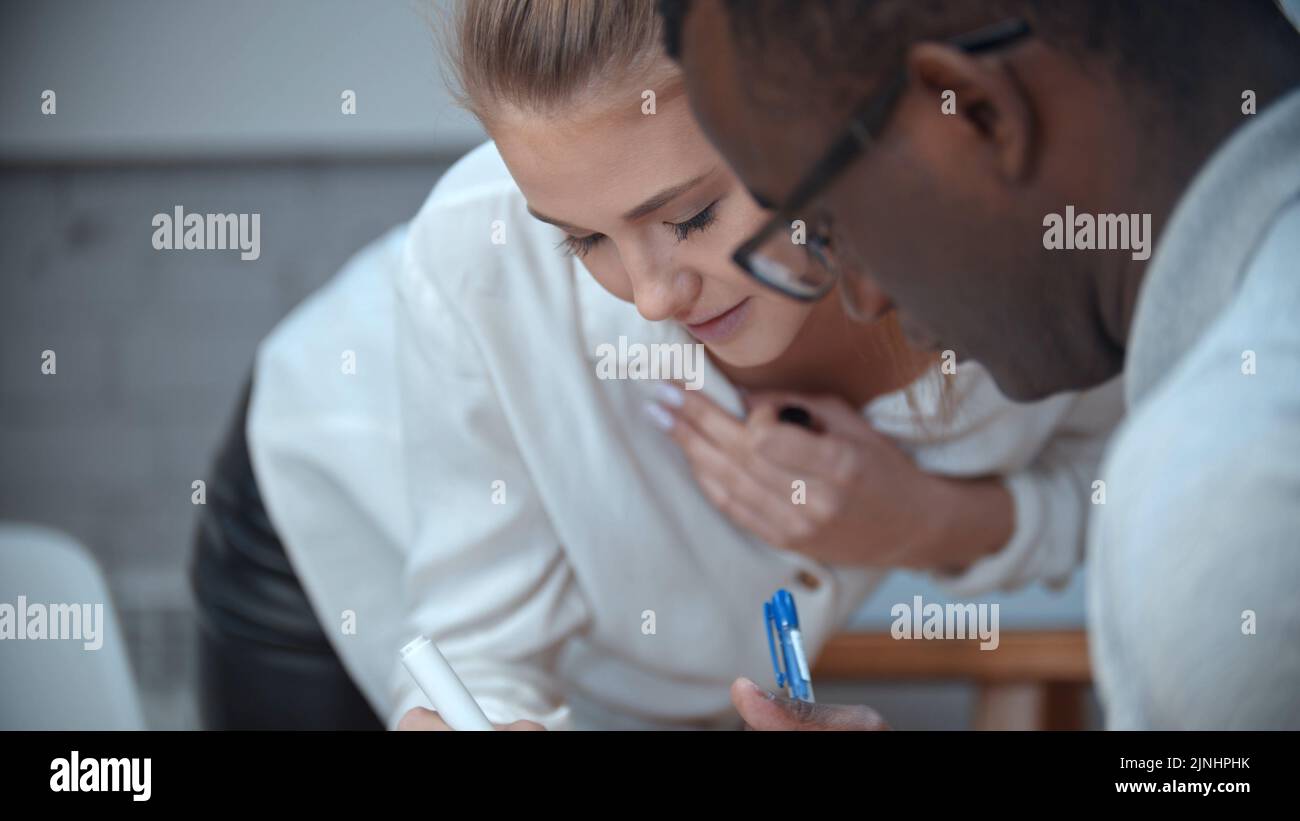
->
<box><xmin>662</xmin><ymin>0</ymin><xmax>1300</xmax><ymax>399</ymax></box>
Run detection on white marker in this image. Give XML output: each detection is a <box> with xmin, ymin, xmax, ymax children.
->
<box><xmin>399</xmin><ymin>635</ymin><xmax>494</xmax><ymax>731</ymax></box>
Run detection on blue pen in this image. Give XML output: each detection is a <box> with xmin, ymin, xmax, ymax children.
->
<box><xmin>764</xmin><ymin>588</ymin><xmax>815</xmax><ymax>702</ymax></box>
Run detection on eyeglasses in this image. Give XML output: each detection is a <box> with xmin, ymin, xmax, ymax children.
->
<box><xmin>732</xmin><ymin>18</ymin><xmax>1033</xmax><ymax>303</ymax></box>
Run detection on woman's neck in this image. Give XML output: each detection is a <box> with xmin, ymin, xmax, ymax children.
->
<box><xmin>713</xmin><ymin>289</ymin><xmax>935</xmax><ymax>409</ymax></box>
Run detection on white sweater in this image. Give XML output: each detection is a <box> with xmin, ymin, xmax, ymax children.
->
<box><xmin>247</xmin><ymin>142</ymin><xmax>1122</xmax><ymax>730</ymax></box>
<box><xmin>1088</xmin><ymin>89</ymin><xmax>1300</xmax><ymax>729</ymax></box>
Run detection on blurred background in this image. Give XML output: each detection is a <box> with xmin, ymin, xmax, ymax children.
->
<box><xmin>1</xmin><ymin>0</ymin><xmax>1105</xmax><ymax>729</ymax></box>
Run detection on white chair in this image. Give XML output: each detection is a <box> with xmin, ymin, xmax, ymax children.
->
<box><xmin>0</xmin><ymin>522</ymin><xmax>145</xmax><ymax>730</ymax></box>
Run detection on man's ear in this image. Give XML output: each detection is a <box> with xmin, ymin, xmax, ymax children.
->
<box><xmin>905</xmin><ymin>41</ymin><xmax>1034</xmax><ymax>182</ymax></box>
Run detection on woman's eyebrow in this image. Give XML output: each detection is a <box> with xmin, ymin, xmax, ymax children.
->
<box><xmin>525</xmin><ymin>206</ymin><xmax>583</xmax><ymax>233</ymax></box>
<box><xmin>524</xmin><ymin>167</ymin><xmax>717</xmax><ymax>234</ymax></box>
<box><xmin>620</xmin><ymin>168</ymin><xmax>716</xmax><ymax>221</ymax></box>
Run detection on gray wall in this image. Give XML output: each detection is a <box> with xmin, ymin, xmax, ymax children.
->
<box><xmin>0</xmin><ymin>160</ymin><xmax>448</xmax><ymax>586</ymax></box>
<box><xmin>0</xmin><ymin>0</ymin><xmax>484</xmax><ymax>161</ymax></box>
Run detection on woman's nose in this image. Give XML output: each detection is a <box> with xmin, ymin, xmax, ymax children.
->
<box><xmin>630</xmin><ymin>268</ymin><xmax>701</xmax><ymax>323</ymax></box>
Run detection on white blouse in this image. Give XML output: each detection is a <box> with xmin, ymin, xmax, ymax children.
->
<box><xmin>247</xmin><ymin>142</ymin><xmax>1123</xmax><ymax>730</ymax></box>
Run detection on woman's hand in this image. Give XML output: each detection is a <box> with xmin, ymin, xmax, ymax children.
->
<box><xmin>396</xmin><ymin>707</ymin><xmax>546</xmax><ymax>731</ymax></box>
<box><xmin>647</xmin><ymin>383</ymin><xmax>1009</xmax><ymax>570</ymax></box>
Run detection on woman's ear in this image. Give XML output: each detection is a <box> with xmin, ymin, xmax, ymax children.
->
<box><xmin>841</xmin><ymin>274</ymin><xmax>892</xmax><ymax>323</ymax></box>
<box><xmin>905</xmin><ymin>41</ymin><xmax>1034</xmax><ymax>182</ymax></box>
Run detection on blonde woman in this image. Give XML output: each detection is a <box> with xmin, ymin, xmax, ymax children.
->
<box><xmin>220</xmin><ymin>0</ymin><xmax>1121</xmax><ymax>731</ymax></box>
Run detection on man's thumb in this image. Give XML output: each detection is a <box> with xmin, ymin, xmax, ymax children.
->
<box><xmin>730</xmin><ymin>677</ymin><xmax>889</xmax><ymax>731</ymax></box>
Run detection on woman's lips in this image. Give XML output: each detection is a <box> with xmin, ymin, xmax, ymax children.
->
<box><xmin>684</xmin><ymin>297</ymin><xmax>752</xmax><ymax>344</ymax></box>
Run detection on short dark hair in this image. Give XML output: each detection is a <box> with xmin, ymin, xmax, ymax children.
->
<box><xmin>657</xmin><ymin>0</ymin><xmax>691</xmax><ymax>60</ymax></box>
<box><xmin>660</xmin><ymin>0</ymin><xmax>1298</xmax><ymax>121</ymax></box>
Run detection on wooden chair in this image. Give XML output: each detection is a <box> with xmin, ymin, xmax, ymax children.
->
<box><xmin>813</xmin><ymin>630</ymin><xmax>1092</xmax><ymax>730</ymax></box>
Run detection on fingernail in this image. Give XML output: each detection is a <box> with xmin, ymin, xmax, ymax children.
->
<box><xmin>654</xmin><ymin>382</ymin><xmax>686</xmax><ymax>408</ymax></box>
<box><xmin>643</xmin><ymin>401</ymin><xmax>675</xmax><ymax>431</ymax></box>
<box><xmin>737</xmin><ymin>677</ymin><xmax>773</xmax><ymax>699</ymax></box>
<box><xmin>777</xmin><ymin>405</ymin><xmax>816</xmax><ymax>430</ymax></box>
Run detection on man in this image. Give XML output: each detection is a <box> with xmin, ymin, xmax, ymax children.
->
<box><xmin>660</xmin><ymin>0</ymin><xmax>1300</xmax><ymax>729</ymax></box>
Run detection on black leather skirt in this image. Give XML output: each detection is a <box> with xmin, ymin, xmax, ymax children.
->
<box><xmin>189</xmin><ymin>376</ymin><xmax>383</xmax><ymax>730</ymax></box>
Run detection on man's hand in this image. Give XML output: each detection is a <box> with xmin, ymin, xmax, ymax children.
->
<box><xmin>731</xmin><ymin>678</ymin><xmax>890</xmax><ymax>731</ymax></box>
<box><xmin>396</xmin><ymin>707</ymin><xmax>546</xmax><ymax>731</ymax></box>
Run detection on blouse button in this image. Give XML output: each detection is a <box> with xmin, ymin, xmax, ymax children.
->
<box><xmin>796</xmin><ymin>570</ymin><xmax>822</xmax><ymax>591</ymax></box>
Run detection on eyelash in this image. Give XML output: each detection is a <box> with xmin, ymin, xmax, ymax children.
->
<box><xmin>558</xmin><ymin>200</ymin><xmax>720</xmax><ymax>258</ymax></box>
<box><xmin>670</xmin><ymin>200</ymin><xmax>719</xmax><ymax>242</ymax></box>
<box><xmin>558</xmin><ymin>234</ymin><xmax>602</xmax><ymax>258</ymax></box>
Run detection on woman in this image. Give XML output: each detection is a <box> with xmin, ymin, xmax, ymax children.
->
<box><xmin>234</xmin><ymin>0</ymin><xmax>1121</xmax><ymax>730</ymax></box>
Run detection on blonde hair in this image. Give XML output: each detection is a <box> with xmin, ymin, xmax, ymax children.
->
<box><xmin>448</xmin><ymin>0</ymin><xmax>665</xmax><ymax>121</ymax></box>
<box><xmin>875</xmin><ymin>314</ymin><xmax>956</xmax><ymax>435</ymax></box>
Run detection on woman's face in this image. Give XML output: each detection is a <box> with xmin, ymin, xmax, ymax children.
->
<box><xmin>490</xmin><ymin>67</ymin><xmax>817</xmax><ymax>368</ymax></box>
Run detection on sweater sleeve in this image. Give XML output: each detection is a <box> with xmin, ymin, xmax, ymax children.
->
<box><xmin>384</xmin><ymin>193</ymin><xmax>591</xmax><ymax>731</ymax></box>
<box><xmin>931</xmin><ymin>377</ymin><xmax>1124</xmax><ymax>597</ymax></box>
<box><xmin>1088</xmin><ymin>198</ymin><xmax>1300</xmax><ymax>729</ymax></box>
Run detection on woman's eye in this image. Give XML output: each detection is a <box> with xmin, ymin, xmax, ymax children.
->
<box><xmin>559</xmin><ymin>233</ymin><xmax>604</xmax><ymax>258</ymax></box>
<box><xmin>668</xmin><ymin>201</ymin><xmax>718</xmax><ymax>242</ymax></box>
